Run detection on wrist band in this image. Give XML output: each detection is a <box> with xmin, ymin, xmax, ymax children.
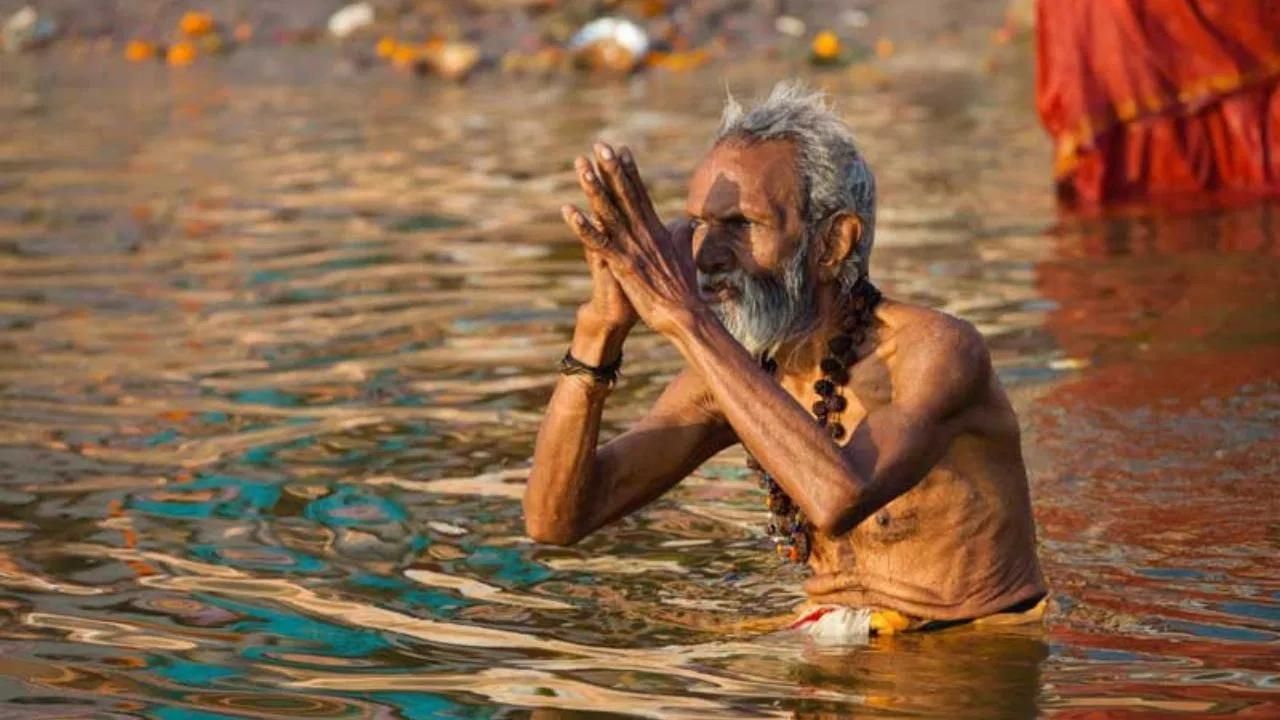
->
<box><xmin>559</xmin><ymin>349</ymin><xmax>622</xmax><ymax>386</ymax></box>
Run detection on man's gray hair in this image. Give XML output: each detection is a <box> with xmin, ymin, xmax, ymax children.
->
<box><xmin>714</xmin><ymin>81</ymin><xmax>876</xmax><ymax>292</ymax></box>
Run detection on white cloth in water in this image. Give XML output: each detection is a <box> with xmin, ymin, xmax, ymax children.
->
<box><xmin>792</xmin><ymin>605</ymin><xmax>873</xmax><ymax>645</ymax></box>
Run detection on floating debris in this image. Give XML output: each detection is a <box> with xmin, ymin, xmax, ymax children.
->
<box><xmin>840</xmin><ymin>9</ymin><xmax>870</xmax><ymax>28</ymax></box>
<box><xmin>375</xmin><ymin>36</ymin><xmax>397</xmax><ymax>59</ymax></box>
<box><xmin>389</xmin><ymin>42</ymin><xmax>421</xmax><ymax>70</ymax></box>
<box><xmin>2</xmin><ymin>5</ymin><xmax>57</xmax><ymax>53</ymax></box>
<box><xmin>647</xmin><ymin>47</ymin><xmax>713</xmax><ymax>72</ymax></box>
<box><xmin>810</xmin><ymin>30</ymin><xmax>842</xmax><ymax>65</ymax></box>
<box><xmin>277</xmin><ymin>27</ymin><xmax>323</xmax><ymax>45</ymax></box>
<box><xmin>378</xmin><ymin>36</ymin><xmax>481</xmax><ymax>82</ymax></box>
<box><xmin>124</xmin><ymin>39</ymin><xmax>158</xmax><ymax>63</ymax></box>
<box><xmin>121</xmin><ymin>10</ymin><xmax>236</xmax><ymax>67</ymax></box>
<box><xmin>426</xmin><ymin>42</ymin><xmax>481</xmax><ymax>82</ymax></box>
<box><xmin>774</xmin><ymin>15</ymin><xmax>805</xmax><ymax>38</ymax></box>
<box><xmin>167</xmin><ymin>41</ymin><xmax>197</xmax><ymax>67</ymax></box>
<box><xmin>501</xmin><ymin>46</ymin><xmax>565</xmax><ymax>75</ymax></box>
<box><xmin>178</xmin><ymin>11</ymin><xmax>216</xmax><ymax>38</ymax></box>
<box><xmin>569</xmin><ymin>17</ymin><xmax>649</xmax><ymax>73</ymax></box>
<box><xmin>426</xmin><ymin>521</ymin><xmax>468</xmax><ymax>537</ymax></box>
<box><xmin>329</xmin><ymin>2</ymin><xmax>374</xmax><ymax>40</ymax></box>
<box><xmin>875</xmin><ymin>36</ymin><xmax>895</xmax><ymax>59</ymax></box>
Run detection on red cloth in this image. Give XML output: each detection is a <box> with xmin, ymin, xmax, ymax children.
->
<box><xmin>1035</xmin><ymin>0</ymin><xmax>1280</xmax><ymax>207</ymax></box>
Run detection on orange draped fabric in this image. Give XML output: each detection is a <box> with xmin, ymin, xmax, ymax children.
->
<box><xmin>1035</xmin><ymin>0</ymin><xmax>1280</xmax><ymax>207</ymax></box>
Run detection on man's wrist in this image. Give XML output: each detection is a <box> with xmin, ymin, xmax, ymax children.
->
<box><xmin>661</xmin><ymin>300</ymin><xmax>712</xmax><ymax>340</ymax></box>
<box><xmin>666</xmin><ymin>303</ymin><xmax>728</xmax><ymax>360</ymax></box>
<box><xmin>571</xmin><ymin>305</ymin><xmax>630</xmax><ymax>366</ymax></box>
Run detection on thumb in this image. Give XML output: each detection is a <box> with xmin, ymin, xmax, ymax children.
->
<box><xmin>562</xmin><ymin>204</ymin><xmax>612</xmax><ymax>253</ymax></box>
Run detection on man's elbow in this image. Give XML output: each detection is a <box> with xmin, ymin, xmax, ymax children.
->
<box><xmin>810</xmin><ymin>510</ymin><xmax>851</xmax><ymax>538</ymax></box>
<box><xmin>808</xmin><ymin>491</ymin><xmax>865</xmax><ymax>537</ymax></box>
<box><xmin>523</xmin><ymin>516</ymin><xmax>586</xmax><ymax>547</ymax></box>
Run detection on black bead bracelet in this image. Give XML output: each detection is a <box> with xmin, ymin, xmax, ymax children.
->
<box><xmin>559</xmin><ymin>350</ymin><xmax>623</xmax><ymax>386</ymax></box>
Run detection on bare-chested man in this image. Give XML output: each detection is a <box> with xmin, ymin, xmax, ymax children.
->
<box><xmin>524</xmin><ymin>83</ymin><xmax>1047</xmax><ymax>638</ymax></box>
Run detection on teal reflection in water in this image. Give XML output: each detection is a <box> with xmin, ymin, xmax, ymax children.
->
<box><xmin>151</xmin><ymin>657</ymin><xmax>239</xmax><ymax>687</ymax></box>
<box><xmin>464</xmin><ymin>546</ymin><xmax>552</xmax><ymax>586</ymax></box>
<box><xmin>189</xmin><ymin>544</ymin><xmax>328</xmax><ymax>574</ymax></box>
<box><xmin>1166</xmin><ymin>620</ymin><xmax>1276</xmax><ymax>643</ymax></box>
<box><xmin>1083</xmin><ymin>648</ymin><xmax>1147</xmax><ymax>663</ymax></box>
<box><xmin>368</xmin><ymin>692</ymin><xmax>476</xmax><ymax>719</ymax></box>
<box><xmin>242</xmin><ymin>435</ymin><xmax>315</xmax><ymax>466</ymax></box>
<box><xmin>1217</xmin><ymin>601</ymin><xmax>1280</xmax><ymax>623</ymax></box>
<box><xmin>143</xmin><ymin>428</ymin><xmax>181</xmax><ymax>447</ymax></box>
<box><xmin>152</xmin><ymin>708</ymin><xmax>245</xmax><ymax>720</ymax></box>
<box><xmin>306</xmin><ymin>485</ymin><xmax>409</xmax><ymax>527</ymax></box>
<box><xmin>128</xmin><ymin>474</ymin><xmax>281</xmax><ymax>519</ymax></box>
<box><xmin>250</xmin><ymin>269</ymin><xmax>287</xmax><ymax>285</ymax></box>
<box><xmin>215</xmin><ymin>597</ymin><xmax>392</xmax><ymax>658</ymax></box>
<box><xmin>351</xmin><ymin>572</ymin><xmax>471</xmax><ymax>614</ymax></box>
<box><xmin>233</xmin><ymin>388</ymin><xmax>301</xmax><ymax>407</ymax></box>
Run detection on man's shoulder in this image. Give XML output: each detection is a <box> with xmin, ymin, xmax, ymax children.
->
<box><xmin>877</xmin><ymin>300</ymin><xmax>992</xmax><ymax>415</ymax></box>
<box><xmin>880</xmin><ymin>300</ymin><xmax>989</xmax><ymax>363</ymax></box>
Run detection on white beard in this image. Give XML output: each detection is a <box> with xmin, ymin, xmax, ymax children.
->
<box><xmin>700</xmin><ymin>242</ymin><xmax>817</xmax><ymax>358</ymax></box>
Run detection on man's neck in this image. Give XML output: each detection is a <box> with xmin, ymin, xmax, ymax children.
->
<box><xmin>768</xmin><ymin>278</ymin><xmax>880</xmax><ymax>376</ymax></box>
<box><xmin>772</xmin><ymin>282</ymin><xmax>852</xmax><ymax>376</ymax></box>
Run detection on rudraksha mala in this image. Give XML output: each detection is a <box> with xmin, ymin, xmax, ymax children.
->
<box><xmin>747</xmin><ymin>280</ymin><xmax>882</xmax><ymax>564</ymax></box>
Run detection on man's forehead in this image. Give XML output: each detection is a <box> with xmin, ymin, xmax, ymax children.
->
<box><xmin>687</xmin><ymin>139</ymin><xmax>801</xmax><ymax>215</ymax></box>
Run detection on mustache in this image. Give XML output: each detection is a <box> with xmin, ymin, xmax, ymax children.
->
<box><xmin>697</xmin><ymin>272</ymin><xmax>742</xmax><ymax>293</ymax></box>
<box><xmin>701</xmin><ymin>272</ymin><xmax>742</xmax><ymax>289</ymax></box>
<box><xmin>696</xmin><ymin>244</ymin><xmax>817</xmax><ymax>357</ymax></box>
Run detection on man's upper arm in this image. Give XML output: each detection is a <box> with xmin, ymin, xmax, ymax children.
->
<box><xmin>848</xmin><ymin>316</ymin><xmax>991</xmax><ymax>512</ymax></box>
<box><xmin>589</xmin><ymin>369</ymin><xmax>736</xmax><ymax>530</ymax></box>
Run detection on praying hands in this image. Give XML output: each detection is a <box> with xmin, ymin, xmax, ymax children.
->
<box><xmin>561</xmin><ymin>142</ymin><xmax>703</xmax><ymax>340</ymax></box>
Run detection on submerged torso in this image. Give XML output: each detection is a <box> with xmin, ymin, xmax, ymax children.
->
<box><xmin>776</xmin><ymin>303</ymin><xmax>1047</xmax><ymax>621</ymax></box>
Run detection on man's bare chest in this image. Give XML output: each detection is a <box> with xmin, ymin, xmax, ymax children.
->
<box><xmin>776</xmin><ymin>352</ymin><xmax>895</xmax><ymax>431</ymax></box>
<box><xmin>808</xmin><ymin>462</ymin><xmax>973</xmax><ymax>574</ymax></box>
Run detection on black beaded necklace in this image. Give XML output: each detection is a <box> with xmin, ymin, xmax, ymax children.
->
<box><xmin>746</xmin><ymin>281</ymin><xmax>882</xmax><ymax>564</ymax></box>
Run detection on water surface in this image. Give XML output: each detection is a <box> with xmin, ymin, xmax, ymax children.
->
<box><xmin>0</xmin><ymin>50</ymin><xmax>1277</xmax><ymax>718</ymax></box>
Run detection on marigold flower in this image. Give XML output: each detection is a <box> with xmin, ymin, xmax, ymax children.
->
<box><xmin>811</xmin><ymin>30</ymin><xmax>841</xmax><ymax>63</ymax></box>
<box><xmin>124</xmin><ymin>39</ymin><xmax>157</xmax><ymax>62</ymax></box>
<box><xmin>179</xmin><ymin>11</ymin><xmax>215</xmax><ymax>37</ymax></box>
<box><xmin>167</xmin><ymin>41</ymin><xmax>197</xmax><ymax>66</ymax></box>
<box><xmin>390</xmin><ymin>44</ymin><xmax>419</xmax><ymax>69</ymax></box>
<box><xmin>375</xmin><ymin>36</ymin><xmax>397</xmax><ymax>58</ymax></box>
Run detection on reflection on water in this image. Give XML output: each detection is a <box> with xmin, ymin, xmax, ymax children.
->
<box><xmin>0</xmin><ymin>50</ymin><xmax>1277</xmax><ymax>718</ymax></box>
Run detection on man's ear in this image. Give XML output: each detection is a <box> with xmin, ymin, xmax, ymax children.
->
<box><xmin>817</xmin><ymin>211</ymin><xmax>861</xmax><ymax>281</ymax></box>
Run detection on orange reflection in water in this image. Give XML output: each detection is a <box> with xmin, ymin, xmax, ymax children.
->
<box><xmin>1029</xmin><ymin>201</ymin><xmax>1280</xmax><ymax>718</ymax></box>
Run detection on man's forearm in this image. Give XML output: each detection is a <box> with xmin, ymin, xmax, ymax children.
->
<box><xmin>568</xmin><ymin>306</ymin><xmax>628</xmax><ymax>367</ymax></box>
<box><xmin>667</xmin><ymin>308</ymin><xmax>868</xmax><ymax>534</ymax></box>
<box><xmin>523</xmin><ymin>310</ymin><xmax>628</xmax><ymax>545</ymax></box>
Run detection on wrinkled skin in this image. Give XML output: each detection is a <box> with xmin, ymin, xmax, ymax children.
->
<box><xmin>524</xmin><ymin>140</ymin><xmax>1046</xmax><ymax>621</ymax></box>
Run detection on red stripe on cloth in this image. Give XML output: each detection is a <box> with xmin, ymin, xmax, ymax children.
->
<box><xmin>790</xmin><ymin>606</ymin><xmax>837</xmax><ymax>629</ymax></box>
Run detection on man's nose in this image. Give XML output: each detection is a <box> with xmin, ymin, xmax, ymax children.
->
<box><xmin>694</xmin><ymin>232</ymin><xmax>735</xmax><ymax>276</ymax></box>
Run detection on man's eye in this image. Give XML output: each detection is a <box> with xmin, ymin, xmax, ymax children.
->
<box><xmin>688</xmin><ymin>218</ymin><xmax>704</xmax><ymax>230</ymax></box>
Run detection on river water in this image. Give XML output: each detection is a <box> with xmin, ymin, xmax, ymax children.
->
<box><xmin>0</xmin><ymin>49</ymin><xmax>1277</xmax><ymax>719</ymax></box>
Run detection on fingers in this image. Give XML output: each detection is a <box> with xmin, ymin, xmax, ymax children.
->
<box><xmin>560</xmin><ymin>204</ymin><xmax>610</xmax><ymax>253</ymax></box>
<box><xmin>666</xmin><ymin>217</ymin><xmax>693</xmax><ymax>245</ymax></box>
<box><xmin>593</xmin><ymin>142</ymin><xmax>657</xmax><ymax>234</ymax></box>
<box><xmin>617</xmin><ymin>146</ymin><xmax>665</xmax><ymax>232</ymax></box>
<box><xmin>574</xmin><ymin>156</ymin><xmax>627</xmax><ymax>242</ymax></box>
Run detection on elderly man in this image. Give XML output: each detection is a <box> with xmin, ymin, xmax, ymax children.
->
<box><xmin>524</xmin><ymin>83</ymin><xmax>1047</xmax><ymax>638</ymax></box>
